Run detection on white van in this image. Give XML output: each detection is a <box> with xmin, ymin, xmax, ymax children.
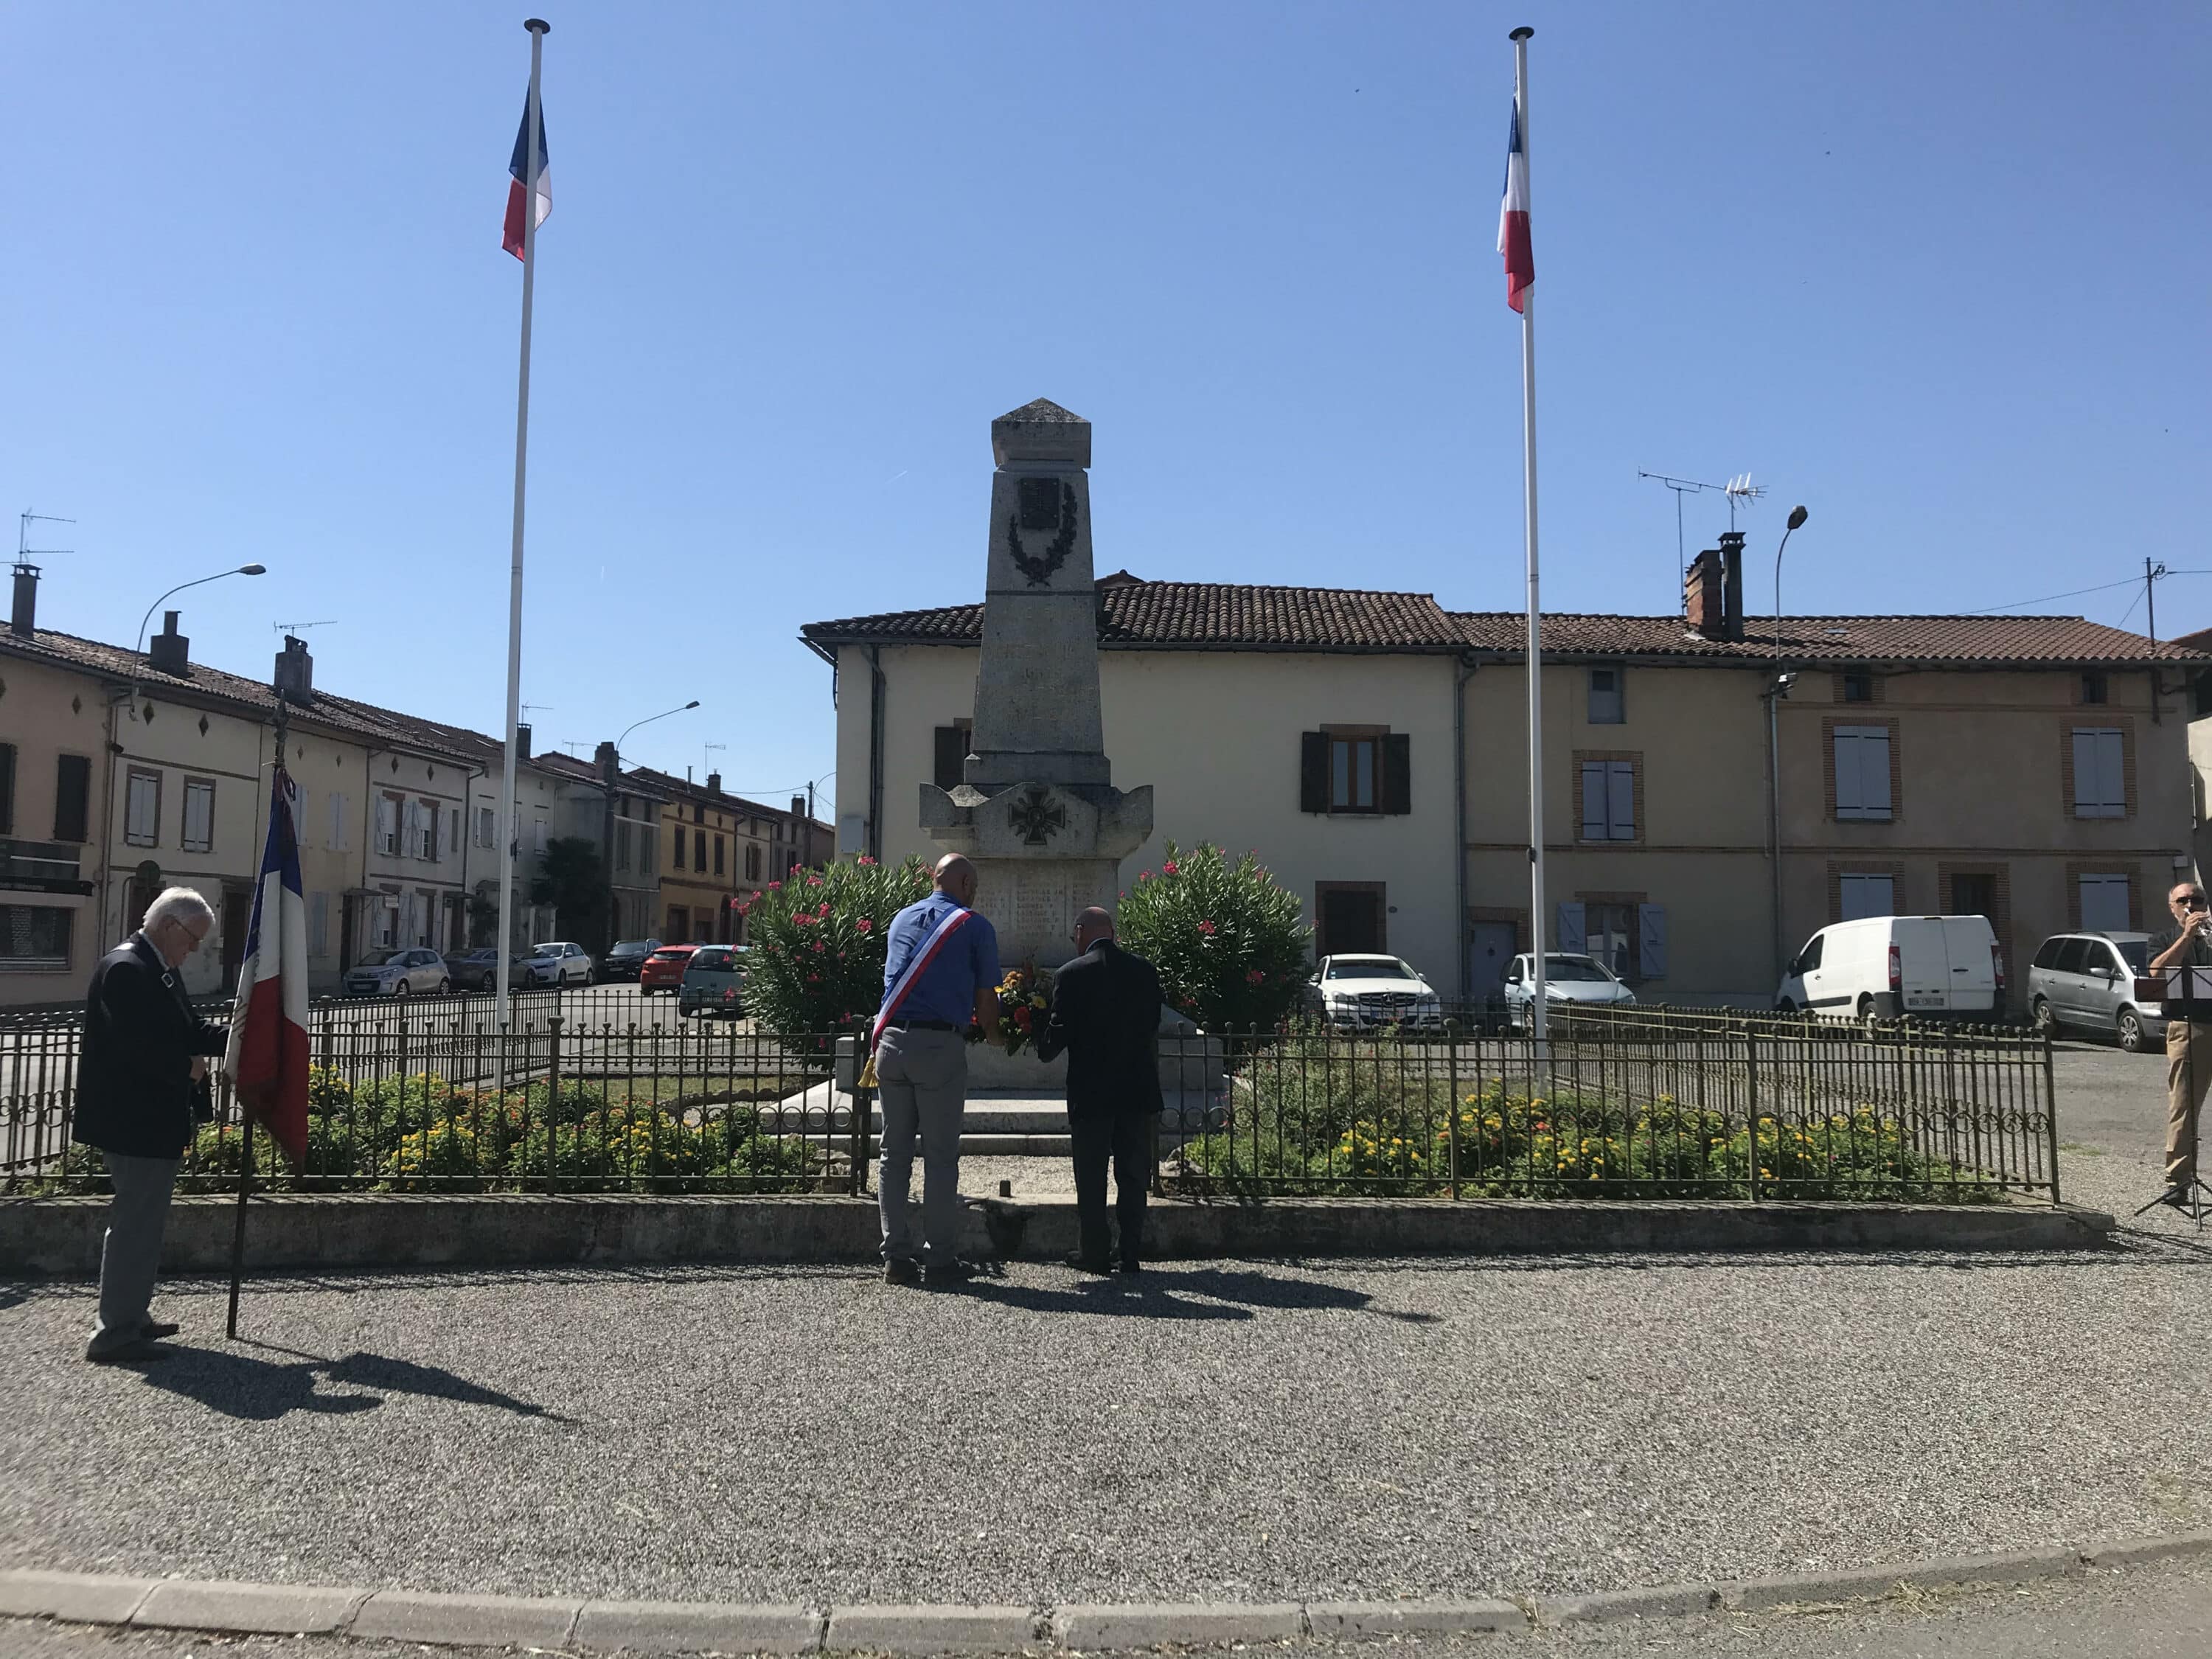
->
<box><xmin>1774</xmin><ymin>914</ymin><xmax>2004</xmax><ymax>1023</ymax></box>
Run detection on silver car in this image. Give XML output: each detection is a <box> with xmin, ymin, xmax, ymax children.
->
<box><xmin>342</xmin><ymin>947</ymin><xmax>451</xmax><ymax>998</ymax></box>
<box><xmin>529</xmin><ymin>940</ymin><xmax>595</xmax><ymax>987</ymax></box>
<box><xmin>1501</xmin><ymin>952</ymin><xmax>1638</xmax><ymax>1029</ymax></box>
<box><xmin>2028</xmin><ymin>931</ymin><xmax>2159</xmax><ymax>1051</ymax></box>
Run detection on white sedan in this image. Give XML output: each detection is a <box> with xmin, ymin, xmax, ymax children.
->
<box><xmin>1302</xmin><ymin>955</ymin><xmax>1444</xmax><ymax>1029</ymax></box>
<box><xmin>1501</xmin><ymin>952</ymin><xmax>1638</xmax><ymax>1029</ymax></box>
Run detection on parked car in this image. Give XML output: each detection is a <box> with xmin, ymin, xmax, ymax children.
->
<box><xmin>529</xmin><ymin>941</ymin><xmax>595</xmax><ymax>987</ymax></box>
<box><xmin>681</xmin><ymin>945</ymin><xmax>750</xmax><ymax>1018</ymax></box>
<box><xmin>602</xmin><ymin>937</ymin><xmax>662</xmax><ymax>981</ymax></box>
<box><xmin>1301</xmin><ymin>954</ymin><xmax>1444</xmax><ymax>1029</ymax></box>
<box><xmin>343</xmin><ymin>947</ymin><xmax>451</xmax><ymax>998</ymax></box>
<box><xmin>1773</xmin><ymin>914</ymin><xmax>2002</xmax><ymax>1025</ymax></box>
<box><xmin>2028</xmin><ymin>931</ymin><xmax>2159</xmax><ymax>1050</ymax></box>
<box><xmin>445</xmin><ymin>947</ymin><xmax>561</xmax><ymax>992</ymax></box>
<box><xmin>639</xmin><ymin>943</ymin><xmax>699</xmax><ymax>996</ymax></box>
<box><xmin>1501</xmin><ymin>952</ymin><xmax>1638</xmax><ymax>1029</ymax></box>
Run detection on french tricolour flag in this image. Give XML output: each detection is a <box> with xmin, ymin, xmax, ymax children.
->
<box><xmin>1498</xmin><ymin>97</ymin><xmax>1534</xmax><ymax>314</ymax></box>
<box><xmin>223</xmin><ymin>768</ymin><xmax>310</xmax><ymax>1166</ymax></box>
<box><xmin>502</xmin><ymin>91</ymin><xmax>552</xmax><ymax>260</ymax></box>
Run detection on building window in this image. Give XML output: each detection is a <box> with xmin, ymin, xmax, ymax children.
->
<box><xmin>54</xmin><ymin>754</ymin><xmax>91</xmax><ymax>844</ymax></box>
<box><xmin>310</xmin><ymin>891</ymin><xmax>330</xmax><ymax>957</ymax></box>
<box><xmin>181</xmin><ymin>776</ymin><xmax>216</xmax><ymax>854</ymax></box>
<box><xmin>713</xmin><ymin>835</ymin><xmax>726</xmax><ymax>877</ymax></box>
<box><xmin>641</xmin><ymin>824</ymin><xmax>657</xmax><ymax>876</ymax></box>
<box><xmin>330</xmin><ymin>791</ymin><xmax>351</xmax><ymax>852</ymax></box>
<box><xmin>0</xmin><ymin>904</ymin><xmax>72</xmax><ymax>971</ymax></box>
<box><xmin>667</xmin><ymin>823</ymin><xmax>682</xmax><ymax>871</ymax></box>
<box><xmin>694</xmin><ymin>828</ymin><xmax>706</xmax><ymax>870</ymax></box>
<box><xmin>0</xmin><ymin>743</ymin><xmax>13</xmax><ymax>834</ymax></box>
<box><xmin>448</xmin><ymin>807</ymin><xmax>461</xmax><ymax>862</ymax></box>
<box><xmin>411</xmin><ymin>799</ymin><xmax>439</xmax><ymax>860</ymax></box>
<box><xmin>532</xmin><ymin>816</ymin><xmax>547</xmax><ymax>857</ymax></box>
<box><xmin>1839</xmin><ymin>873</ymin><xmax>1895</xmax><ymax>920</ymax></box>
<box><xmin>477</xmin><ymin>806</ymin><xmax>496</xmax><ymax>848</ymax></box>
<box><xmin>1587</xmin><ymin>667</ymin><xmax>1624</xmax><ymax>725</ymax></box>
<box><xmin>692</xmin><ymin>801</ymin><xmax>705</xmax><ymax>824</ymax></box>
<box><xmin>2070</xmin><ymin>727</ymin><xmax>2126</xmax><ymax>818</ymax></box>
<box><xmin>2081</xmin><ymin>672</ymin><xmax>2109</xmax><ymax>706</ymax></box>
<box><xmin>745</xmin><ymin>843</ymin><xmax>762</xmax><ymax>881</ymax></box>
<box><xmin>784</xmin><ymin>848</ymin><xmax>800</xmax><ymax>876</ymax></box>
<box><xmin>1299</xmin><ymin>730</ymin><xmax>1412</xmax><ymax>815</ymax></box>
<box><xmin>1841</xmin><ymin>672</ymin><xmax>1875</xmax><ymax>703</ymax></box>
<box><xmin>1315</xmin><ymin>882</ymin><xmax>1386</xmax><ymax>956</ymax></box>
<box><xmin>2079</xmin><ymin>873</ymin><xmax>2131</xmax><ymax>933</ymax></box>
<box><xmin>125</xmin><ymin>769</ymin><xmax>161</xmax><ymax>847</ymax></box>
<box><xmin>614</xmin><ymin>820</ymin><xmax>633</xmax><ymax>874</ymax></box>
<box><xmin>1833</xmin><ymin>725</ymin><xmax>1894</xmax><ymax>821</ymax></box>
<box><xmin>933</xmin><ymin>721</ymin><xmax>973</xmax><ymax>791</ymax></box>
<box><xmin>1576</xmin><ymin>757</ymin><xmax>1636</xmax><ymax>842</ymax></box>
<box><xmin>375</xmin><ymin>794</ymin><xmax>401</xmax><ymax>855</ymax></box>
<box><xmin>374</xmin><ymin>891</ymin><xmax>399</xmax><ymax>950</ymax></box>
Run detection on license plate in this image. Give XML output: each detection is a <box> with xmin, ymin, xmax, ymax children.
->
<box><xmin>1907</xmin><ymin>993</ymin><xmax>1942</xmax><ymax>1007</ymax></box>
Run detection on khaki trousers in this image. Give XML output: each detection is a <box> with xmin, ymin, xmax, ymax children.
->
<box><xmin>2163</xmin><ymin>1020</ymin><xmax>2212</xmax><ymax>1189</ymax></box>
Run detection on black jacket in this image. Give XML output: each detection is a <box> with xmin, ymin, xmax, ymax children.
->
<box><xmin>72</xmin><ymin>934</ymin><xmax>227</xmax><ymax>1159</ymax></box>
<box><xmin>1035</xmin><ymin>939</ymin><xmax>1164</xmax><ymax>1117</ymax></box>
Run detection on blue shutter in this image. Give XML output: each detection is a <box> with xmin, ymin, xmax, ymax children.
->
<box><xmin>1556</xmin><ymin>902</ymin><xmax>1586</xmax><ymax>953</ymax></box>
<box><xmin>1638</xmin><ymin>904</ymin><xmax>1668</xmax><ymax>978</ymax></box>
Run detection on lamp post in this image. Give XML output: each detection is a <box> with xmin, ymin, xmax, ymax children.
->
<box><xmin>1767</xmin><ymin>506</ymin><xmax>1808</xmax><ymax>990</ymax></box>
<box><xmin>135</xmin><ymin>564</ymin><xmax>268</xmax><ymax>654</ymax></box>
<box><xmin>601</xmin><ymin>700</ymin><xmax>700</xmax><ymax>952</ymax></box>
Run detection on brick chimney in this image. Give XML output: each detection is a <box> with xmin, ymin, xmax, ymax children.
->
<box><xmin>10</xmin><ymin>563</ymin><xmax>37</xmax><ymax>639</ymax></box>
<box><xmin>706</xmin><ymin>771</ymin><xmax>722</xmax><ymax>794</ymax></box>
<box><xmin>515</xmin><ymin>723</ymin><xmax>532</xmax><ymax>761</ymax></box>
<box><xmin>274</xmin><ymin>634</ymin><xmax>315</xmax><ymax>703</ymax></box>
<box><xmin>147</xmin><ymin>611</ymin><xmax>191</xmax><ymax>676</ymax></box>
<box><xmin>1684</xmin><ymin>549</ymin><xmax>1725</xmax><ymax>637</ymax></box>
<box><xmin>1718</xmin><ymin>530</ymin><xmax>1747</xmax><ymax>644</ymax></box>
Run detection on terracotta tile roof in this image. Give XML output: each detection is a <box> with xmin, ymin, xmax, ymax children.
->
<box><xmin>800</xmin><ymin>577</ymin><xmax>2207</xmax><ymax>668</ymax></box>
<box><xmin>804</xmin><ymin>580</ymin><xmax>1464</xmax><ymax>653</ymax></box>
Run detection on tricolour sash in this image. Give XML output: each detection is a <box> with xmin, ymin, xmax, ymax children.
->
<box><xmin>860</xmin><ymin>905</ymin><xmax>976</xmax><ymax>1088</ymax></box>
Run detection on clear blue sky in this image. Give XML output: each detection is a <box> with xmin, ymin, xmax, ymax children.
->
<box><xmin>4</xmin><ymin>2</ymin><xmax>2206</xmax><ymax>811</ymax></box>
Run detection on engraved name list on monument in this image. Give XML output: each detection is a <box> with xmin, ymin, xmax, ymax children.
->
<box><xmin>998</xmin><ymin>865</ymin><xmax>1079</xmax><ymax>959</ymax></box>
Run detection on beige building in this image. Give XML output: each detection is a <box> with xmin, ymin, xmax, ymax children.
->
<box><xmin>806</xmin><ymin>568</ymin><xmax>2207</xmax><ymax>1012</ymax></box>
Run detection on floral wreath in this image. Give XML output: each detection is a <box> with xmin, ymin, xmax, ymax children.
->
<box><xmin>1006</xmin><ymin>482</ymin><xmax>1079</xmax><ymax>586</ymax></box>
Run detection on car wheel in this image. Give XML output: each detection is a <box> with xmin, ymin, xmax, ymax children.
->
<box><xmin>393</xmin><ymin>981</ymin><xmax>409</xmax><ymax>999</ymax></box>
<box><xmin>582</xmin><ymin>968</ymin><xmax>594</xmax><ymax>987</ymax></box>
<box><xmin>2031</xmin><ymin>997</ymin><xmax>2056</xmax><ymax>1035</ymax></box>
<box><xmin>1774</xmin><ymin>998</ymin><xmax>1797</xmax><ymax>1015</ymax></box>
<box><xmin>437</xmin><ymin>978</ymin><xmax>451</xmax><ymax>995</ymax></box>
<box><xmin>2118</xmin><ymin>1008</ymin><xmax>2147</xmax><ymax>1053</ymax></box>
<box><xmin>1857</xmin><ymin>994</ymin><xmax>1877</xmax><ymax>1030</ymax></box>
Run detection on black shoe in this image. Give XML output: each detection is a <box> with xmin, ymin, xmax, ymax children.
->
<box><xmin>86</xmin><ymin>1339</ymin><xmax>171</xmax><ymax>1365</ymax></box>
<box><xmin>1062</xmin><ymin>1252</ymin><xmax>1113</xmax><ymax>1275</ymax></box>
<box><xmin>922</xmin><ymin>1257</ymin><xmax>975</xmax><ymax>1287</ymax></box>
<box><xmin>883</xmin><ymin>1256</ymin><xmax>922</xmax><ymax>1286</ymax></box>
<box><xmin>2159</xmin><ymin>1186</ymin><xmax>2194</xmax><ymax>1209</ymax></box>
<box><xmin>1116</xmin><ymin>1261</ymin><xmax>1143</xmax><ymax>1277</ymax></box>
<box><xmin>139</xmin><ymin>1320</ymin><xmax>181</xmax><ymax>1342</ymax></box>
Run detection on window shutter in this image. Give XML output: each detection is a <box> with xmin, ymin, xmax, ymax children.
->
<box><xmin>1860</xmin><ymin>729</ymin><xmax>1891</xmax><ymax>815</ymax></box>
<box><xmin>1579</xmin><ymin>762</ymin><xmax>1607</xmax><ymax>840</ymax></box>
<box><xmin>1834</xmin><ymin>732</ymin><xmax>1861</xmax><ymax>814</ymax></box>
<box><xmin>1300</xmin><ymin>732</ymin><xmax>1329</xmax><ymax>813</ymax></box>
<box><xmin>54</xmin><ymin>754</ymin><xmax>91</xmax><ymax>843</ymax></box>
<box><xmin>2098</xmin><ymin>731</ymin><xmax>2126</xmax><ymax>814</ymax></box>
<box><xmin>1382</xmin><ymin>733</ymin><xmax>1411</xmax><ymax>815</ymax></box>
<box><xmin>1556</xmin><ymin>901</ymin><xmax>1586</xmax><ymax>953</ymax></box>
<box><xmin>933</xmin><ymin>726</ymin><xmax>967</xmax><ymax>792</ymax></box>
<box><xmin>0</xmin><ymin>743</ymin><xmax>13</xmax><ymax>835</ymax></box>
<box><xmin>1638</xmin><ymin>904</ymin><xmax>1668</xmax><ymax>978</ymax></box>
<box><xmin>1607</xmin><ymin>761</ymin><xmax>1635</xmax><ymax>840</ymax></box>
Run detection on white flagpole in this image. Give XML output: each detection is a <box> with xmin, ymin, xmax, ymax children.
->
<box><xmin>1512</xmin><ymin>26</ymin><xmax>1547</xmax><ymax>1044</ymax></box>
<box><xmin>496</xmin><ymin>16</ymin><xmax>549</xmax><ymax>1032</ymax></box>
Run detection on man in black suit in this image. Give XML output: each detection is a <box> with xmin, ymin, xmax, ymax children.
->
<box><xmin>1036</xmin><ymin>907</ymin><xmax>1163</xmax><ymax>1275</ymax></box>
<box><xmin>73</xmin><ymin>887</ymin><xmax>227</xmax><ymax>1363</ymax></box>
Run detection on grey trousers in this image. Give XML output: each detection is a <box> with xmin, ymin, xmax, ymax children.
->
<box><xmin>89</xmin><ymin>1150</ymin><xmax>181</xmax><ymax>1356</ymax></box>
<box><xmin>876</xmin><ymin>1026</ymin><xmax>967</xmax><ymax>1263</ymax></box>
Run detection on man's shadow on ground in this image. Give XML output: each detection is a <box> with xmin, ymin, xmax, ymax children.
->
<box><xmin>961</xmin><ymin>1264</ymin><xmax>1438</xmax><ymax>1323</ymax></box>
<box><xmin>136</xmin><ymin>1340</ymin><xmax>571</xmax><ymax>1425</ymax></box>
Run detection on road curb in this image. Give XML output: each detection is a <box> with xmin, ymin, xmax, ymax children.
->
<box><xmin>5</xmin><ymin>1536</ymin><xmax>2211</xmax><ymax>1653</ymax></box>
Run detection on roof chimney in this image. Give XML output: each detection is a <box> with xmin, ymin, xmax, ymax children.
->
<box><xmin>148</xmin><ymin>611</ymin><xmax>191</xmax><ymax>676</ymax></box>
<box><xmin>515</xmin><ymin>723</ymin><xmax>532</xmax><ymax>761</ymax></box>
<box><xmin>10</xmin><ymin>563</ymin><xmax>38</xmax><ymax>639</ymax></box>
<box><xmin>1718</xmin><ymin>530</ymin><xmax>1747</xmax><ymax>644</ymax></box>
<box><xmin>706</xmin><ymin>771</ymin><xmax>721</xmax><ymax>794</ymax></box>
<box><xmin>1684</xmin><ymin>548</ymin><xmax>1725</xmax><ymax>638</ymax></box>
<box><xmin>596</xmin><ymin>740</ymin><xmax>619</xmax><ymax>787</ymax></box>
<box><xmin>791</xmin><ymin>795</ymin><xmax>806</xmax><ymax>823</ymax></box>
<box><xmin>274</xmin><ymin>634</ymin><xmax>315</xmax><ymax>704</ymax></box>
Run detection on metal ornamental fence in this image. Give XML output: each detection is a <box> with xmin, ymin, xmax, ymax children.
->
<box><xmin>3</xmin><ymin>995</ymin><xmax>2058</xmax><ymax>1204</ymax></box>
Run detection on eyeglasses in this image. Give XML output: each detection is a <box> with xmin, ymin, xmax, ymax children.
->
<box><xmin>2181</xmin><ymin>896</ymin><xmax>2209</xmax><ymax>912</ymax></box>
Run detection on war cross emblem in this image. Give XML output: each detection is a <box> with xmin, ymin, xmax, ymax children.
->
<box><xmin>1009</xmin><ymin>786</ymin><xmax>1068</xmax><ymax>846</ymax></box>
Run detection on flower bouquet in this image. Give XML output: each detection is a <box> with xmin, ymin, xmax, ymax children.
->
<box><xmin>995</xmin><ymin>964</ymin><xmax>1054</xmax><ymax>1057</ymax></box>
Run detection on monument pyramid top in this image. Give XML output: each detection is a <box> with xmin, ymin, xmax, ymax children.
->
<box><xmin>992</xmin><ymin>398</ymin><xmax>1091</xmax><ymax>469</ymax></box>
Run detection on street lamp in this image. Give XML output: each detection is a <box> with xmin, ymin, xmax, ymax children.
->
<box><xmin>603</xmin><ymin>700</ymin><xmax>700</xmax><ymax>950</ymax></box>
<box><xmin>135</xmin><ymin>564</ymin><xmax>268</xmax><ymax>654</ymax></box>
<box><xmin>1771</xmin><ymin>505</ymin><xmax>1809</xmax><ymax>652</ymax></box>
<box><xmin>1767</xmin><ymin>505</ymin><xmax>1809</xmax><ymax>991</ymax></box>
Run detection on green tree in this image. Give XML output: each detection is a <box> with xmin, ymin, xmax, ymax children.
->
<box><xmin>1115</xmin><ymin>840</ymin><xmax>1312</xmax><ymax>1032</ymax></box>
<box><xmin>531</xmin><ymin>836</ymin><xmax>606</xmax><ymax>939</ymax></box>
<box><xmin>740</xmin><ymin>855</ymin><xmax>933</xmax><ymax>1039</ymax></box>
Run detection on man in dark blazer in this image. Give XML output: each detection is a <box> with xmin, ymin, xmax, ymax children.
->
<box><xmin>74</xmin><ymin>887</ymin><xmax>226</xmax><ymax>1362</ymax></box>
<box><xmin>1035</xmin><ymin>907</ymin><xmax>1163</xmax><ymax>1274</ymax></box>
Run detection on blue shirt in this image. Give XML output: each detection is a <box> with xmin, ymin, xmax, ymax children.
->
<box><xmin>879</xmin><ymin>893</ymin><xmax>1001</xmax><ymax>1027</ymax></box>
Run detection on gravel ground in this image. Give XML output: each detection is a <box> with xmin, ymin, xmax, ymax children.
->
<box><xmin>4</xmin><ymin>1043</ymin><xmax>2202</xmax><ymax>1611</ymax></box>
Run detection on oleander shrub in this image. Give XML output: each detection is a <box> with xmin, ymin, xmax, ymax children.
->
<box><xmin>740</xmin><ymin>855</ymin><xmax>933</xmax><ymax>1042</ymax></box>
<box><xmin>1113</xmin><ymin>841</ymin><xmax>1312</xmax><ymax>1034</ymax></box>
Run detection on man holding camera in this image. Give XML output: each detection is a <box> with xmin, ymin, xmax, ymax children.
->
<box><xmin>72</xmin><ymin>887</ymin><xmax>228</xmax><ymax>1362</ymax></box>
<box><xmin>2146</xmin><ymin>880</ymin><xmax>2212</xmax><ymax>1208</ymax></box>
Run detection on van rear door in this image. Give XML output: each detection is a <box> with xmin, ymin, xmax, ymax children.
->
<box><xmin>1940</xmin><ymin>916</ymin><xmax>1999</xmax><ymax>1012</ymax></box>
<box><xmin>1893</xmin><ymin>918</ymin><xmax>1952</xmax><ymax>1014</ymax></box>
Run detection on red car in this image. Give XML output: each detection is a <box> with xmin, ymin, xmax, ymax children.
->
<box><xmin>639</xmin><ymin>944</ymin><xmax>700</xmax><ymax>996</ymax></box>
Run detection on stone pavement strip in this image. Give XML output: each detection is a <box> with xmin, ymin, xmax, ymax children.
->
<box><xmin>5</xmin><ymin>1538</ymin><xmax>2212</xmax><ymax>1652</ymax></box>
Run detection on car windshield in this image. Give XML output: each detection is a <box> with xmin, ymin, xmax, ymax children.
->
<box><xmin>532</xmin><ymin>944</ymin><xmax>564</xmax><ymax>957</ymax></box>
<box><xmin>360</xmin><ymin>950</ymin><xmax>408</xmax><ymax>967</ymax></box>
<box><xmin>1326</xmin><ymin>959</ymin><xmax>1415</xmax><ymax>981</ymax></box>
<box><xmin>2115</xmin><ymin>940</ymin><xmax>2149</xmax><ymax>973</ymax></box>
<box><xmin>613</xmin><ymin>939</ymin><xmax>653</xmax><ymax>954</ymax></box>
<box><xmin>1543</xmin><ymin>955</ymin><xmax>1614</xmax><ymax>984</ymax></box>
<box><xmin>691</xmin><ymin>949</ymin><xmax>731</xmax><ymax>968</ymax></box>
<box><xmin>650</xmin><ymin>948</ymin><xmax>689</xmax><ymax>960</ymax></box>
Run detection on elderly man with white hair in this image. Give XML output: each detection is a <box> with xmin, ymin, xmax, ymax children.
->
<box><xmin>72</xmin><ymin>886</ymin><xmax>228</xmax><ymax>1363</ymax></box>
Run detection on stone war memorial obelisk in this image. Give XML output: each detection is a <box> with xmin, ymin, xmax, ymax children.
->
<box><xmin>922</xmin><ymin>399</ymin><xmax>1153</xmax><ymax>972</ymax></box>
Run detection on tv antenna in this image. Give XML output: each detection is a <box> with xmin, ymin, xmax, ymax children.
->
<box><xmin>1638</xmin><ymin>472</ymin><xmax>1767</xmax><ymax>599</ymax></box>
<box><xmin>703</xmin><ymin>741</ymin><xmax>727</xmax><ymax>779</ymax></box>
<box><xmin>18</xmin><ymin>509</ymin><xmax>74</xmax><ymax>563</ymax></box>
<box><xmin>273</xmin><ymin>619</ymin><xmax>338</xmax><ymax>636</ymax></box>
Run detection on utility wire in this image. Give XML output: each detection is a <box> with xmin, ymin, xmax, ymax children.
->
<box><xmin>1966</xmin><ymin>576</ymin><xmax>2142</xmax><ymax>615</ymax></box>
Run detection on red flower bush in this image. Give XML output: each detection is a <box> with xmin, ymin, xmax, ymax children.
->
<box><xmin>1116</xmin><ymin>840</ymin><xmax>1312</xmax><ymax>1032</ymax></box>
<box><xmin>741</xmin><ymin>854</ymin><xmax>931</xmax><ymax>1040</ymax></box>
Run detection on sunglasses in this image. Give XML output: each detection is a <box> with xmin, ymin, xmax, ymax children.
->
<box><xmin>2181</xmin><ymin>896</ymin><xmax>2208</xmax><ymax>912</ymax></box>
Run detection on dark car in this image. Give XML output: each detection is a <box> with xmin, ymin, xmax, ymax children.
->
<box><xmin>602</xmin><ymin>937</ymin><xmax>661</xmax><ymax>981</ymax></box>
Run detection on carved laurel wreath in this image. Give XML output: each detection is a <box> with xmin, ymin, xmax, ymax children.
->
<box><xmin>1006</xmin><ymin>482</ymin><xmax>1079</xmax><ymax>586</ymax></box>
